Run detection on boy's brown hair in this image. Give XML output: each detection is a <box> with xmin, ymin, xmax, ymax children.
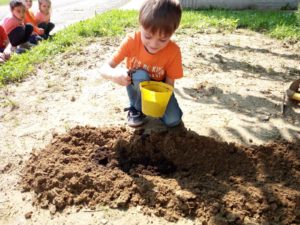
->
<box><xmin>10</xmin><ymin>0</ymin><xmax>25</xmax><ymax>10</ymax></box>
<box><xmin>38</xmin><ymin>0</ymin><xmax>52</xmax><ymax>8</ymax></box>
<box><xmin>139</xmin><ymin>0</ymin><xmax>182</xmax><ymax>36</ymax></box>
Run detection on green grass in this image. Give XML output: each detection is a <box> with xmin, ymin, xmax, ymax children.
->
<box><xmin>0</xmin><ymin>0</ymin><xmax>9</xmax><ymax>6</ymax></box>
<box><xmin>0</xmin><ymin>0</ymin><xmax>37</xmax><ymax>6</ymax></box>
<box><xmin>181</xmin><ymin>9</ymin><xmax>300</xmax><ymax>40</ymax></box>
<box><xmin>0</xmin><ymin>10</ymin><xmax>137</xmax><ymax>85</ymax></box>
<box><xmin>0</xmin><ymin>8</ymin><xmax>299</xmax><ymax>85</ymax></box>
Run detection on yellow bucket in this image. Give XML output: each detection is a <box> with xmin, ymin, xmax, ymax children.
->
<box><xmin>140</xmin><ymin>81</ymin><xmax>174</xmax><ymax>118</ymax></box>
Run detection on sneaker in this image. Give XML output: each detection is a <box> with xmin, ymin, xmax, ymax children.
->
<box><xmin>124</xmin><ymin>107</ymin><xmax>146</xmax><ymax>127</ymax></box>
<box><xmin>16</xmin><ymin>47</ymin><xmax>26</xmax><ymax>54</ymax></box>
<box><xmin>10</xmin><ymin>46</ymin><xmax>26</xmax><ymax>54</ymax></box>
<box><xmin>10</xmin><ymin>46</ymin><xmax>17</xmax><ymax>52</ymax></box>
<box><xmin>19</xmin><ymin>42</ymin><xmax>36</xmax><ymax>50</ymax></box>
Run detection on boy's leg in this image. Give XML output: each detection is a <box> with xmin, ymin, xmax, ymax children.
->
<box><xmin>47</xmin><ymin>22</ymin><xmax>55</xmax><ymax>34</ymax></box>
<box><xmin>0</xmin><ymin>53</ymin><xmax>5</xmax><ymax>63</ymax></box>
<box><xmin>8</xmin><ymin>26</ymin><xmax>27</xmax><ymax>46</ymax></box>
<box><xmin>8</xmin><ymin>25</ymin><xmax>33</xmax><ymax>53</ymax></box>
<box><xmin>161</xmin><ymin>94</ymin><xmax>183</xmax><ymax>127</ymax></box>
<box><xmin>28</xmin><ymin>35</ymin><xmax>43</xmax><ymax>45</ymax></box>
<box><xmin>38</xmin><ymin>22</ymin><xmax>47</xmax><ymax>31</ymax></box>
<box><xmin>29</xmin><ymin>35</ymin><xmax>38</xmax><ymax>45</ymax></box>
<box><xmin>38</xmin><ymin>23</ymin><xmax>47</xmax><ymax>39</ymax></box>
<box><xmin>126</xmin><ymin>69</ymin><xmax>151</xmax><ymax>111</ymax></box>
<box><xmin>38</xmin><ymin>22</ymin><xmax>55</xmax><ymax>39</ymax></box>
<box><xmin>125</xmin><ymin>69</ymin><xmax>150</xmax><ymax>127</ymax></box>
<box><xmin>23</xmin><ymin>24</ymin><xmax>34</xmax><ymax>43</ymax></box>
<box><xmin>38</xmin><ymin>23</ymin><xmax>49</xmax><ymax>39</ymax></box>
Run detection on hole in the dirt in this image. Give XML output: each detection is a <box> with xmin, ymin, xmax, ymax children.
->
<box><xmin>98</xmin><ymin>156</ymin><xmax>109</xmax><ymax>166</ymax></box>
<box><xmin>93</xmin><ymin>147</ymin><xmax>110</xmax><ymax>166</ymax></box>
<box><xmin>20</xmin><ymin>126</ymin><xmax>300</xmax><ymax>224</ymax></box>
<box><xmin>91</xmin><ymin>143</ymin><xmax>177</xmax><ymax>175</ymax></box>
<box><xmin>116</xmin><ymin>146</ymin><xmax>177</xmax><ymax>175</ymax></box>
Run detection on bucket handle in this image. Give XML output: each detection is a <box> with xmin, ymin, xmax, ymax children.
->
<box><xmin>127</xmin><ymin>69</ymin><xmax>136</xmax><ymax>85</ymax></box>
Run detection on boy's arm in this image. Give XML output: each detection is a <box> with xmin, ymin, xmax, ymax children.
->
<box><xmin>3</xmin><ymin>42</ymin><xmax>12</xmax><ymax>58</ymax></box>
<box><xmin>26</xmin><ymin>11</ymin><xmax>44</xmax><ymax>35</ymax></box>
<box><xmin>100</xmin><ymin>33</ymin><xmax>135</xmax><ymax>86</ymax></box>
<box><xmin>165</xmin><ymin>77</ymin><xmax>175</xmax><ymax>87</ymax></box>
<box><xmin>100</xmin><ymin>59</ymin><xmax>131</xmax><ymax>86</ymax></box>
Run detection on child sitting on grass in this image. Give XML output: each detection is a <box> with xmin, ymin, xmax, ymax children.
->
<box><xmin>1</xmin><ymin>0</ymin><xmax>34</xmax><ymax>53</ymax></box>
<box><xmin>0</xmin><ymin>25</ymin><xmax>12</xmax><ymax>63</ymax></box>
<box><xmin>100</xmin><ymin>0</ymin><xmax>183</xmax><ymax>128</ymax></box>
<box><xmin>23</xmin><ymin>0</ymin><xmax>44</xmax><ymax>44</ymax></box>
<box><xmin>35</xmin><ymin>0</ymin><xmax>55</xmax><ymax>39</ymax></box>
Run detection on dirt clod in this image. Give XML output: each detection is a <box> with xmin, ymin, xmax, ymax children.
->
<box><xmin>25</xmin><ymin>211</ymin><xmax>33</xmax><ymax>219</ymax></box>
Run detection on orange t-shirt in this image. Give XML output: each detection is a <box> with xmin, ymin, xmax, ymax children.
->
<box><xmin>35</xmin><ymin>11</ymin><xmax>51</xmax><ymax>24</ymax></box>
<box><xmin>113</xmin><ymin>31</ymin><xmax>183</xmax><ymax>81</ymax></box>
<box><xmin>1</xmin><ymin>15</ymin><xmax>24</xmax><ymax>35</ymax></box>
<box><xmin>24</xmin><ymin>9</ymin><xmax>42</xmax><ymax>35</ymax></box>
<box><xmin>0</xmin><ymin>25</ymin><xmax>8</xmax><ymax>49</ymax></box>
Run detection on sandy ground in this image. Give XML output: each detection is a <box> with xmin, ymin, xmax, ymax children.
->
<box><xmin>0</xmin><ymin>25</ymin><xmax>300</xmax><ymax>225</ymax></box>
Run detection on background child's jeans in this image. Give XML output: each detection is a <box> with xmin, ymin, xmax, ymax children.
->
<box><xmin>8</xmin><ymin>24</ymin><xmax>33</xmax><ymax>47</ymax></box>
<box><xmin>38</xmin><ymin>22</ymin><xmax>55</xmax><ymax>39</ymax></box>
<box><xmin>126</xmin><ymin>69</ymin><xmax>183</xmax><ymax>127</ymax></box>
<box><xmin>29</xmin><ymin>35</ymin><xmax>43</xmax><ymax>45</ymax></box>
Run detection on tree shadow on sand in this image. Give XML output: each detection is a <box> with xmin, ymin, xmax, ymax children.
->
<box><xmin>199</xmin><ymin>53</ymin><xmax>298</xmax><ymax>82</ymax></box>
<box><xmin>220</xmin><ymin>43</ymin><xmax>300</xmax><ymax>62</ymax></box>
<box><xmin>113</xmin><ymin>126</ymin><xmax>300</xmax><ymax>224</ymax></box>
<box><xmin>21</xmin><ymin>126</ymin><xmax>300</xmax><ymax>224</ymax></box>
<box><xmin>176</xmin><ymin>86</ymin><xmax>300</xmax><ymax>144</ymax></box>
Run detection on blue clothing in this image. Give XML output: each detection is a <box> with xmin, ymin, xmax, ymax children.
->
<box><xmin>126</xmin><ymin>69</ymin><xmax>183</xmax><ymax>127</ymax></box>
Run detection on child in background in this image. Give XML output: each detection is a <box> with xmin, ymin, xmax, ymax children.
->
<box><xmin>1</xmin><ymin>0</ymin><xmax>33</xmax><ymax>53</ymax></box>
<box><xmin>35</xmin><ymin>0</ymin><xmax>55</xmax><ymax>39</ymax></box>
<box><xmin>100</xmin><ymin>0</ymin><xmax>183</xmax><ymax>128</ymax></box>
<box><xmin>23</xmin><ymin>0</ymin><xmax>43</xmax><ymax>44</ymax></box>
<box><xmin>0</xmin><ymin>25</ymin><xmax>12</xmax><ymax>63</ymax></box>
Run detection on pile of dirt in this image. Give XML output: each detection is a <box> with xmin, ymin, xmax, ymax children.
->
<box><xmin>21</xmin><ymin>126</ymin><xmax>300</xmax><ymax>224</ymax></box>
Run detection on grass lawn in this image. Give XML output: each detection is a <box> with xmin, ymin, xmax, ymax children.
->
<box><xmin>0</xmin><ymin>0</ymin><xmax>36</xmax><ymax>5</ymax></box>
<box><xmin>181</xmin><ymin>9</ymin><xmax>300</xmax><ymax>40</ymax></box>
<box><xmin>0</xmin><ymin>8</ymin><xmax>299</xmax><ymax>85</ymax></box>
<box><xmin>0</xmin><ymin>0</ymin><xmax>10</xmax><ymax>6</ymax></box>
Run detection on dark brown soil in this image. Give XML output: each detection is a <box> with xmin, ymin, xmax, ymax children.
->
<box><xmin>21</xmin><ymin>126</ymin><xmax>300</xmax><ymax>224</ymax></box>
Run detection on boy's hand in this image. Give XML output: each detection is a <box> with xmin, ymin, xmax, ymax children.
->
<box><xmin>111</xmin><ymin>68</ymin><xmax>132</xmax><ymax>86</ymax></box>
<box><xmin>100</xmin><ymin>61</ymin><xmax>132</xmax><ymax>86</ymax></box>
<box><xmin>3</xmin><ymin>49</ymin><xmax>11</xmax><ymax>60</ymax></box>
<box><xmin>38</xmin><ymin>28</ymin><xmax>45</xmax><ymax>35</ymax></box>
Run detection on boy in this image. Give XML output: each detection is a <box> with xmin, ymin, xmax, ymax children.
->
<box><xmin>1</xmin><ymin>0</ymin><xmax>33</xmax><ymax>52</ymax></box>
<box><xmin>23</xmin><ymin>0</ymin><xmax>44</xmax><ymax>44</ymax></box>
<box><xmin>100</xmin><ymin>0</ymin><xmax>183</xmax><ymax>128</ymax></box>
<box><xmin>0</xmin><ymin>25</ymin><xmax>12</xmax><ymax>63</ymax></box>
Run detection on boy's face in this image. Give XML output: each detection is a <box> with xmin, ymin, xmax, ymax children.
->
<box><xmin>24</xmin><ymin>0</ymin><xmax>32</xmax><ymax>9</ymax></box>
<box><xmin>12</xmin><ymin>5</ymin><xmax>25</xmax><ymax>20</ymax></box>
<box><xmin>140</xmin><ymin>26</ymin><xmax>171</xmax><ymax>54</ymax></box>
<box><xmin>40</xmin><ymin>1</ymin><xmax>50</xmax><ymax>14</ymax></box>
